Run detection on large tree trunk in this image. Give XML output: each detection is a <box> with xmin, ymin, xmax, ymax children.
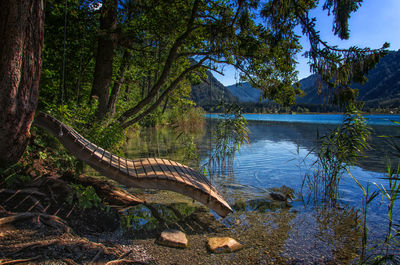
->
<box><xmin>91</xmin><ymin>0</ymin><xmax>118</xmax><ymax>119</ymax></box>
<box><xmin>0</xmin><ymin>0</ymin><xmax>44</xmax><ymax>168</ymax></box>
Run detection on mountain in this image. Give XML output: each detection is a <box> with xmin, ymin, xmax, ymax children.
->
<box><xmin>226</xmin><ymin>82</ymin><xmax>264</xmax><ymax>102</ymax></box>
<box><xmin>297</xmin><ymin>50</ymin><xmax>400</xmax><ymax>105</ymax></box>
<box><xmin>191</xmin><ymin>71</ymin><xmax>237</xmax><ymax>106</ymax></box>
<box><xmin>191</xmin><ymin>50</ymin><xmax>400</xmax><ymax>109</ymax></box>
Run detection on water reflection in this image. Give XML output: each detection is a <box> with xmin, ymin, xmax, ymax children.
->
<box><xmin>124</xmin><ymin>126</ymin><xmax>205</xmax><ymax>169</ymax></box>
<box><xmin>124</xmin><ymin>120</ymin><xmax>399</xmax><ymax>263</ymax></box>
<box><xmin>243</xmin><ymin>121</ymin><xmax>400</xmax><ymax>173</ymax></box>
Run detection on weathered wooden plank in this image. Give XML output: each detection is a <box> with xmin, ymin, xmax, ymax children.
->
<box><xmin>134</xmin><ymin>159</ymin><xmax>147</xmax><ymax>178</ymax></box>
<box><xmin>121</xmin><ymin>157</ymin><xmax>129</xmax><ymax>175</ymax></box>
<box><xmin>68</xmin><ymin>128</ymin><xmax>80</xmax><ymax>139</ymax></box>
<box><xmin>88</xmin><ymin>144</ymin><xmax>99</xmax><ymax>157</ymax></box>
<box><xmin>141</xmin><ymin>158</ymin><xmax>157</xmax><ymax>179</ymax></box>
<box><xmin>102</xmin><ymin>150</ymin><xmax>112</xmax><ymax>164</ymax></box>
<box><xmin>169</xmin><ymin>160</ymin><xmax>203</xmax><ymax>190</ymax></box>
<box><xmin>175</xmin><ymin>161</ymin><xmax>209</xmax><ymax>191</ymax></box>
<box><xmin>93</xmin><ymin>147</ymin><xmax>105</xmax><ymax>160</ymax></box>
<box><xmin>110</xmin><ymin>154</ymin><xmax>119</xmax><ymax>168</ymax></box>
<box><xmin>147</xmin><ymin>158</ymin><xmax>168</xmax><ymax>180</ymax></box>
<box><xmin>154</xmin><ymin>158</ymin><xmax>177</xmax><ymax>181</ymax></box>
<box><xmin>126</xmin><ymin>159</ymin><xmax>138</xmax><ymax>178</ymax></box>
<box><xmin>161</xmin><ymin>159</ymin><xmax>190</xmax><ymax>185</ymax></box>
<box><xmin>80</xmin><ymin>139</ymin><xmax>92</xmax><ymax>151</ymax></box>
<box><xmin>33</xmin><ymin>112</ymin><xmax>233</xmax><ymax>217</ymax></box>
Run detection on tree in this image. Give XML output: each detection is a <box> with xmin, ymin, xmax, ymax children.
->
<box><xmin>91</xmin><ymin>0</ymin><xmax>118</xmax><ymax>119</ymax></box>
<box><xmin>0</xmin><ymin>0</ymin><xmax>44</xmax><ymax>167</ymax></box>
<box><xmin>0</xmin><ymin>0</ymin><xmax>390</xmax><ymax>168</ymax></box>
<box><xmin>112</xmin><ymin>0</ymin><xmax>388</xmax><ymax>127</ymax></box>
<box><xmin>41</xmin><ymin>0</ymin><xmax>388</xmax><ymax>128</ymax></box>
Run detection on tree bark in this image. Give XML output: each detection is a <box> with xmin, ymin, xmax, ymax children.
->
<box><xmin>107</xmin><ymin>51</ymin><xmax>130</xmax><ymax>118</ymax></box>
<box><xmin>117</xmin><ymin>0</ymin><xmax>200</xmax><ymax>125</ymax></box>
<box><xmin>91</xmin><ymin>0</ymin><xmax>118</xmax><ymax>119</ymax></box>
<box><xmin>121</xmin><ymin>57</ymin><xmax>207</xmax><ymax>128</ymax></box>
<box><xmin>0</xmin><ymin>0</ymin><xmax>44</xmax><ymax>168</ymax></box>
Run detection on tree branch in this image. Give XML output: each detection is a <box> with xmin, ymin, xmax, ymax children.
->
<box><xmin>117</xmin><ymin>0</ymin><xmax>200</xmax><ymax>124</ymax></box>
<box><xmin>121</xmin><ymin>57</ymin><xmax>208</xmax><ymax>128</ymax></box>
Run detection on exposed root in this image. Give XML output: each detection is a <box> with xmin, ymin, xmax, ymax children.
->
<box><xmin>75</xmin><ymin>174</ymin><xmax>145</xmax><ymax>206</ymax></box>
<box><xmin>8</xmin><ymin>239</ymin><xmax>61</xmax><ymax>256</ymax></box>
<box><xmin>0</xmin><ymin>255</ymin><xmax>41</xmax><ymax>264</ymax></box>
<box><xmin>105</xmin><ymin>259</ymin><xmax>150</xmax><ymax>265</ymax></box>
<box><xmin>0</xmin><ymin>212</ymin><xmax>70</xmax><ymax>233</ymax></box>
<box><xmin>90</xmin><ymin>249</ymin><xmax>104</xmax><ymax>263</ymax></box>
<box><xmin>62</xmin><ymin>258</ymin><xmax>79</xmax><ymax>265</ymax></box>
<box><xmin>0</xmin><ymin>188</ymin><xmax>46</xmax><ymax>198</ymax></box>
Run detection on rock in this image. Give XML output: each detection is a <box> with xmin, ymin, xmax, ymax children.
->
<box><xmin>269</xmin><ymin>191</ymin><xmax>287</xmax><ymax>201</ymax></box>
<box><xmin>269</xmin><ymin>185</ymin><xmax>295</xmax><ymax>202</ymax></box>
<box><xmin>207</xmin><ymin>237</ymin><xmax>244</xmax><ymax>253</ymax></box>
<box><xmin>156</xmin><ymin>229</ymin><xmax>188</xmax><ymax>248</ymax></box>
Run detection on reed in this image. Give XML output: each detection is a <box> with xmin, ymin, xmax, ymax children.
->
<box><xmin>302</xmin><ymin>104</ymin><xmax>371</xmax><ymax>202</ymax></box>
<box><xmin>205</xmin><ymin>104</ymin><xmax>249</xmax><ymax>176</ymax></box>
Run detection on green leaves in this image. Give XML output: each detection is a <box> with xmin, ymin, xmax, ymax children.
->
<box><xmin>68</xmin><ymin>183</ymin><xmax>102</xmax><ymax>209</ymax></box>
<box><xmin>206</xmin><ymin>104</ymin><xmax>249</xmax><ymax>174</ymax></box>
<box><xmin>306</xmin><ymin>104</ymin><xmax>371</xmax><ymax>200</ymax></box>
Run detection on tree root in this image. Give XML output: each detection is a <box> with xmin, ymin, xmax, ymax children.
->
<box><xmin>76</xmin><ymin>174</ymin><xmax>145</xmax><ymax>206</ymax></box>
<box><xmin>8</xmin><ymin>239</ymin><xmax>61</xmax><ymax>256</ymax></box>
<box><xmin>62</xmin><ymin>258</ymin><xmax>79</xmax><ymax>265</ymax></box>
<box><xmin>0</xmin><ymin>188</ymin><xmax>46</xmax><ymax>198</ymax></box>
<box><xmin>0</xmin><ymin>212</ymin><xmax>70</xmax><ymax>233</ymax></box>
<box><xmin>105</xmin><ymin>259</ymin><xmax>150</xmax><ymax>265</ymax></box>
<box><xmin>0</xmin><ymin>255</ymin><xmax>41</xmax><ymax>264</ymax></box>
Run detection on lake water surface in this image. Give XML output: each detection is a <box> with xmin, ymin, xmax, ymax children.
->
<box><xmin>124</xmin><ymin>114</ymin><xmax>400</xmax><ymax>263</ymax></box>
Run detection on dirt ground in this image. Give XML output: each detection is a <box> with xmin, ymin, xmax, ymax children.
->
<box><xmin>0</xmin><ymin>156</ymin><xmax>245</xmax><ymax>265</ymax></box>
<box><xmin>0</xmin><ymin>156</ymin><xmax>310</xmax><ymax>265</ymax></box>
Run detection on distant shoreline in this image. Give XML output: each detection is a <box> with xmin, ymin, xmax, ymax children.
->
<box><xmin>207</xmin><ymin>112</ymin><xmax>400</xmax><ymax>115</ymax></box>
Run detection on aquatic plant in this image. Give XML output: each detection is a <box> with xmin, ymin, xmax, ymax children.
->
<box><xmin>206</xmin><ymin>104</ymin><xmax>249</xmax><ymax>175</ymax></box>
<box><xmin>348</xmin><ymin>163</ymin><xmax>400</xmax><ymax>264</ymax></box>
<box><xmin>348</xmin><ymin>171</ymin><xmax>379</xmax><ymax>263</ymax></box>
<box><xmin>302</xmin><ymin>104</ymin><xmax>370</xmax><ymax>202</ymax></box>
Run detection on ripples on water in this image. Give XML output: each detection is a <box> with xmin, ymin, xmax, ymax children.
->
<box><xmin>124</xmin><ymin>117</ymin><xmax>400</xmax><ymax>263</ymax></box>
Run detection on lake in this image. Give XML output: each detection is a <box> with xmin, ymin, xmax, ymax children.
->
<box><xmin>124</xmin><ymin>114</ymin><xmax>400</xmax><ymax>263</ymax></box>
<box><xmin>208</xmin><ymin>113</ymin><xmax>400</xmax><ymax>125</ymax></box>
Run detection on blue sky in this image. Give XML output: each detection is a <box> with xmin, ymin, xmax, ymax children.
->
<box><xmin>214</xmin><ymin>0</ymin><xmax>400</xmax><ymax>86</ymax></box>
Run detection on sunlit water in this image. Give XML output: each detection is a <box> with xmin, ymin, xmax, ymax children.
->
<box><xmin>123</xmin><ymin>115</ymin><xmax>400</xmax><ymax>263</ymax></box>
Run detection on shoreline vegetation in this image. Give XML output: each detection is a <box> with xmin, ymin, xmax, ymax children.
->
<box><xmin>1</xmin><ymin>109</ymin><xmax>399</xmax><ymax>264</ymax></box>
<box><xmin>209</xmin><ymin>112</ymin><xmax>400</xmax><ymax>115</ymax></box>
<box><xmin>1</xmin><ymin>0</ymin><xmax>399</xmax><ymax>264</ymax></box>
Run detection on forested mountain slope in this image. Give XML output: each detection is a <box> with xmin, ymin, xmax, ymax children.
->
<box><xmin>226</xmin><ymin>83</ymin><xmax>264</xmax><ymax>102</ymax></box>
<box><xmin>191</xmin><ymin>71</ymin><xmax>237</xmax><ymax>106</ymax></box>
<box><xmin>297</xmin><ymin>50</ymin><xmax>400</xmax><ymax>105</ymax></box>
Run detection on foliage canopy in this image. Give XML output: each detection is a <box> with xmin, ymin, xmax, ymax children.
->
<box><xmin>39</xmin><ymin>0</ymin><xmax>388</xmax><ymax>132</ymax></box>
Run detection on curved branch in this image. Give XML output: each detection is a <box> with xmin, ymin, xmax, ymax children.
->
<box><xmin>118</xmin><ymin>0</ymin><xmax>200</xmax><ymax>124</ymax></box>
<box><xmin>121</xmin><ymin>57</ymin><xmax>208</xmax><ymax>128</ymax></box>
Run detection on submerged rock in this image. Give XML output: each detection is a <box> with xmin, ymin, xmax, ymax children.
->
<box><xmin>156</xmin><ymin>229</ymin><xmax>188</xmax><ymax>248</ymax></box>
<box><xmin>269</xmin><ymin>185</ymin><xmax>295</xmax><ymax>202</ymax></box>
<box><xmin>269</xmin><ymin>191</ymin><xmax>287</xmax><ymax>201</ymax></box>
<box><xmin>207</xmin><ymin>237</ymin><xmax>244</xmax><ymax>253</ymax></box>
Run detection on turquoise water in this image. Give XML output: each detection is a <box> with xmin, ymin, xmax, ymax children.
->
<box><xmin>125</xmin><ymin>115</ymin><xmax>400</xmax><ymax>263</ymax></box>
<box><xmin>205</xmin><ymin>119</ymin><xmax>399</xmax><ymax>201</ymax></box>
<box><xmin>208</xmin><ymin>113</ymin><xmax>400</xmax><ymax>126</ymax></box>
<box><xmin>203</xmin><ymin>116</ymin><xmax>400</xmax><ymax>261</ymax></box>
